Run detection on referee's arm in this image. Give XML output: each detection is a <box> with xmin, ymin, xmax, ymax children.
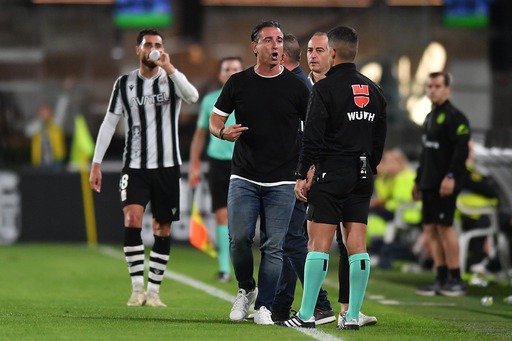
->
<box><xmin>371</xmin><ymin>100</ymin><xmax>387</xmax><ymax>173</ymax></box>
<box><xmin>296</xmin><ymin>89</ymin><xmax>328</xmax><ymax>178</ymax></box>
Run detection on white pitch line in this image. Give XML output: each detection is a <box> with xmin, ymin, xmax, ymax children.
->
<box><xmin>99</xmin><ymin>246</ymin><xmax>344</xmax><ymax>341</ymax></box>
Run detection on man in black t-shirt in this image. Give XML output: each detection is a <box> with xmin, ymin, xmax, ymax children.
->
<box><xmin>209</xmin><ymin>20</ymin><xmax>309</xmax><ymax>325</ymax></box>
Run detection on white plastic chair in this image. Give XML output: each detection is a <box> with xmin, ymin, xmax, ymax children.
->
<box><xmin>455</xmin><ymin>201</ymin><xmax>500</xmax><ymax>273</ymax></box>
<box><xmin>383</xmin><ymin>201</ymin><xmax>420</xmax><ymax>244</ymax></box>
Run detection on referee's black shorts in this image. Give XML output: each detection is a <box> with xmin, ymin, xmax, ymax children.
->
<box><xmin>207</xmin><ymin>158</ymin><xmax>231</xmax><ymax>212</ymax></box>
<box><xmin>119</xmin><ymin>166</ymin><xmax>180</xmax><ymax>223</ymax></box>
<box><xmin>307</xmin><ymin>161</ymin><xmax>373</xmax><ymax>225</ymax></box>
<box><xmin>421</xmin><ymin>190</ymin><xmax>458</xmax><ymax>226</ymax></box>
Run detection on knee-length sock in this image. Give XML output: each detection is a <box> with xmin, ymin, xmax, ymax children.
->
<box><xmin>123</xmin><ymin>227</ymin><xmax>144</xmax><ymax>292</ymax></box>
<box><xmin>298</xmin><ymin>251</ymin><xmax>329</xmax><ymax>321</ymax></box>
<box><xmin>346</xmin><ymin>252</ymin><xmax>370</xmax><ymax>322</ymax></box>
<box><xmin>216</xmin><ymin>224</ymin><xmax>231</xmax><ymax>274</ymax></box>
<box><xmin>147</xmin><ymin>235</ymin><xmax>171</xmax><ymax>294</ymax></box>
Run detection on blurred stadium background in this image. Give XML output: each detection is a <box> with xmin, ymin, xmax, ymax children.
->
<box><xmin>0</xmin><ymin>0</ymin><xmax>511</xmax><ymax>252</ymax></box>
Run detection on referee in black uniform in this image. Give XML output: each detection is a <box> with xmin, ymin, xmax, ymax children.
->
<box><xmin>89</xmin><ymin>29</ymin><xmax>198</xmax><ymax>308</ymax></box>
<box><xmin>278</xmin><ymin>26</ymin><xmax>386</xmax><ymax>330</ymax></box>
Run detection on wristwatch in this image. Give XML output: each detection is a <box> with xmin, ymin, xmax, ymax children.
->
<box><xmin>446</xmin><ymin>172</ymin><xmax>454</xmax><ymax>179</ymax></box>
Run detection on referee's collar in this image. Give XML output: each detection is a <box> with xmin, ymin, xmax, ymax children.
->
<box><xmin>325</xmin><ymin>63</ymin><xmax>356</xmax><ymax>77</ymax></box>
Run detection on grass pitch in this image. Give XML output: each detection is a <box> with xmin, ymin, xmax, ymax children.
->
<box><xmin>0</xmin><ymin>244</ymin><xmax>511</xmax><ymax>340</ymax></box>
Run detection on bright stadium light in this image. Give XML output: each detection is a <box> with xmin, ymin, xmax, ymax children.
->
<box><xmin>360</xmin><ymin>62</ymin><xmax>383</xmax><ymax>84</ymax></box>
<box><xmin>407</xmin><ymin>41</ymin><xmax>447</xmax><ymax>125</ymax></box>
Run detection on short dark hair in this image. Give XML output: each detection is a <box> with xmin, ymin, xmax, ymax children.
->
<box><xmin>250</xmin><ymin>20</ymin><xmax>282</xmax><ymax>42</ymax></box>
<box><xmin>218</xmin><ymin>56</ymin><xmax>243</xmax><ymax>72</ymax></box>
<box><xmin>429</xmin><ymin>71</ymin><xmax>452</xmax><ymax>87</ymax></box>
<box><xmin>136</xmin><ymin>29</ymin><xmax>163</xmax><ymax>45</ymax></box>
<box><xmin>283</xmin><ymin>34</ymin><xmax>301</xmax><ymax>63</ymax></box>
<box><xmin>327</xmin><ymin>26</ymin><xmax>358</xmax><ymax>61</ymax></box>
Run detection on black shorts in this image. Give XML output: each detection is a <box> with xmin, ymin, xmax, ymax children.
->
<box><xmin>307</xmin><ymin>161</ymin><xmax>374</xmax><ymax>225</ymax></box>
<box><xmin>207</xmin><ymin>158</ymin><xmax>231</xmax><ymax>212</ymax></box>
<box><xmin>421</xmin><ymin>190</ymin><xmax>457</xmax><ymax>226</ymax></box>
<box><xmin>119</xmin><ymin>166</ymin><xmax>180</xmax><ymax>223</ymax></box>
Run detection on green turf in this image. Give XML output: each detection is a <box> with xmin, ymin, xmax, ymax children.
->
<box><xmin>0</xmin><ymin>244</ymin><xmax>511</xmax><ymax>340</ymax></box>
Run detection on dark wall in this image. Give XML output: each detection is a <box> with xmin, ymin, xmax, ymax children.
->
<box><xmin>19</xmin><ymin>169</ymin><xmax>123</xmax><ymax>243</ymax></box>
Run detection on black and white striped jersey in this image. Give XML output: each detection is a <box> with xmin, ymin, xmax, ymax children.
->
<box><xmin>93</xmin><ymin>67</ymin><xmax>198</xmax><ymax>169</ymax></box>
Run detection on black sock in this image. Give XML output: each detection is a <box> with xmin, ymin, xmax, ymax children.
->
<box><xmin>449</xmin><ymin>268</ymin><xmax>462</xmax><ymax>282</ymax></box>
<box><xmin>436</xmin><ymin>265</ymin><xmax>448</xmax><ymax>285</ymax></box>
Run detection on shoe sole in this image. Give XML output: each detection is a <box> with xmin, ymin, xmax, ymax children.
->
<box><xmin>315</xmin><ymin>316</ymin><xmax>336</xmax><ymax>325</ymax></box>
<box><xmin>360</xmin><ymin>319</ymin><xmax>377</xmax><ymax>327</ymax></box>
<box><xmin>229</xmin><ymin>314</ymin><xmax>246</xmax><ymax>322</ymax></box>
<box><xmin>337</xmin><ymin>324</ymin><xmax>359</xmax><ymax>331</ymax></box>
<box><xmin>254</xmin><ymin>320</ymin><xmax>274</xmax><ymax>325</ymax></box>
<box><xmin>276</xmin><ymin>320</ymin><xmax>315</xmax><ymax>328</ymax></box>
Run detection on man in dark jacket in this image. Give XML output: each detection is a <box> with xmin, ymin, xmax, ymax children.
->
<box><xmin>414</xmin><ymin>72</ymin><xmax>471</xmax><ymax>297</ymax></box>
<box><xmin>277</xmin><ymin>25</ymin><xmax>387</xmax><ymax>330</ymax></box>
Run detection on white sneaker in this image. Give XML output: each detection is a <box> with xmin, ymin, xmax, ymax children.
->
<box><xmin>229</xmin><ymin>288</ymin><xmax>258</xmax><ymax>321</ymax></box>
<box><xmin>127</xmin><ymin>290</ymin><xmax>146</xmax><ymax>307</ymax></box>
<box><xmin>337</xmin><ymin>312</ymin><xmax>377</xmax><ymax>327</ymax></box>
<box><xmin>337</xmin><ymin>313</ymin><xmax>359</xmax><ymax>330</ymax></box>
<box><xmin>253</xmin><ymin>306</ymin><xmax>274</xmax><ymax>325</ymax></box>
<box><xmin>146</xmin><ymin>291</ymin><xmax>167</xmax><ymax>307</ymax></box>
<box><xmin>358</xmin><ymin>312</ymin><xmax>377</xmax><ymax>326</ymax></box>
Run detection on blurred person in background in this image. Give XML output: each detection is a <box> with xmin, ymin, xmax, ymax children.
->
<box><xmin>26</xmin><ymin>77</ymin><xmax>76</xmax><ymax>169</ymax></box>
<box><xmin>209</xmin><ymin>20</ymin><xmax>309</xmax><ymax>325</ymax></box>
<box><xmin>271</xmin><ymin>33</ymin><xmax>335</xmax><ymax>325</ymax></box>
<box><xmin>367</xmin><ymin>148</ymin><xmax>419</xmax><ymax>258</ymax></box>
<box><xmin>414</xmin><ymin>72</ymin><xmax>470</xmax><ymax>297</ymax></box>
<box><xmin>89</xmin><ymin>29</ymin><xmax>198</xmax><ymax>307</ymax></box>
<box><xmin>29</xmin><ymin>102</ymin><xmax>66</xmax><ymax>169</ymax></box>
<box><xmin>188</xmin><ymin>56</ymin><xmax>243</xmax><ymax>283</ymax></box>
<box><xmin>307</xmin><ymin>32</ymin><xmax>331</xmax><ymax>85</ymax></box>
<box><xmin>455</xmin><ymin>141</ymin><xmax>511</xmax><ymax>275</ymax></box>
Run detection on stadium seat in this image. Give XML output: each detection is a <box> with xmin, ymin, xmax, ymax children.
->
<box><xmin>383</xmin><ymin>201</ymin><xmax>421</xmax><ymax>244</ymax></box>
<box><xmin>455</xmin><ymin>198</ymin><xmax>509</xmax><ymax>273</ymax></box>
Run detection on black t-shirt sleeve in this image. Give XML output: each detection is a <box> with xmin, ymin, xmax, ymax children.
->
<box><xmin>213</xmin><ymin>75</ymin><xmax>235</xmax><ymax>114</ymax></box>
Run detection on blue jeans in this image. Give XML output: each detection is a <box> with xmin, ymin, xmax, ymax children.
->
<box><xmin>228</xmin><ymin>177</ymin><xmax>295</xmax><ymax>310</ymax></box>
<box><xmin>272</xmin><ymin>200</ymin><xmax>332</xmax><ymax>315</ymax></box>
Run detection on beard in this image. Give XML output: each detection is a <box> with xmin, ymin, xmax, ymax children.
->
<box><xmin>142</xmin><ymin>58</ymin><xmax>157</xmax><ymax>69</ymax></box>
